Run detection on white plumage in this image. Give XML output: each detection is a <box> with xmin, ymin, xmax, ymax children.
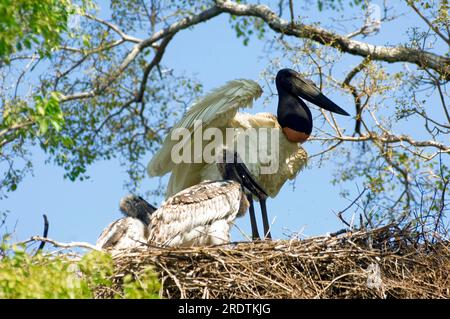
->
<box><xmin>97</xmin><ymin>152</ymin><xmax>262</xmax><ymax>250</ymax></box>
<box><xmin>147</xmin><ymin>79</ymin><xmax>308</xmax><ymax>199</ymax></box>
<box><xmin>96</xmin><ymin>184</ymin><xmax>249</xmax><ymax>251</ymax></box>
<box><xmin>96</xmin><ymin>217</ymin><xmax>148</xmax><ymax>252</ymax></box>
<box><xmin>148</xmin><ymin>180</ymin><xmax>249</xmax><ymax>247</ymax></box>
<box><xmin>98</xmin><ymin>70</ymin><xmax>349</xmax><ymax>248</ymax></box>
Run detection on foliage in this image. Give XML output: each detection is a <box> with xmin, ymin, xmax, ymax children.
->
<box><xmin>0</xmin><ymin>91</ymin><xmax>69</xmax><ymax>194</ymax></box>
<box><xmin>259</xmin><ymin>0</ymin><xmax>450</xmax><ymax>229</ymax></box>
<box><xmin>121</xmin><ymin>267</ymin><xmax>160</xmax><ymax>299</ymax></box>
<box><xmin>0</xmin><ymin>235</ymin><xmax>160</xmax><ymax>298</ymax></box>
<box><xmin>0</xmin><ymin>0</ymin><xmax>82</xmax><ymax>197</ymax></box>
<box><xmin>0</xmin><ymin>0</ymin><xmax>72</xmax><ymax>61</ymax></box>
<box><xmin>1</xmin><ymin>0</ymin><xmax>203</xmax><ymax>195</ymax></box>
<box><xmin>0</xmin><ymin>239</ymin><xmax>107</xmax><ymax>298</ymax></box>
<box><xmin>230</xmin><ymin>15</ymin><xmax>266</xmax><ymax>46</ymax></box>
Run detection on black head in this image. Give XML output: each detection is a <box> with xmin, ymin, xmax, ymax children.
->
<box><xmin>276</xmin><ymin>68</ymin><xmax>350</xmax><ymax>116</ymax></box>
<box><xmin>119</xmin><ymin>194</ymin><xmax>157</xmax><ymax>225</ymax></box>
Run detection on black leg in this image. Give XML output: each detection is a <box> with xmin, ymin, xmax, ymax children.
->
<box><xmin>247</xmin><ymin>194</ymin><xmax>260</xmax><ymax>240</ymax></box>
<box><xmin>260</xmin><ymin>198</ymin><xmax>272</xmax><ymax>240</ymax></box>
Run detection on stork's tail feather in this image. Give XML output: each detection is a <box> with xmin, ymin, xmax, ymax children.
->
<box><xmin>119</xmin><ymin>195</ymin><xmax>157</xmax><ymax>226</ymax></box>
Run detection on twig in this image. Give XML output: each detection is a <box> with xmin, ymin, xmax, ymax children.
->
<box><xmin>20</xmin><ymin>236</ymin><xmax>100</xmax><ymax>251</ymax></box>
<box><xmin>406</xmin><ymin>1</ymin><xmax>450</xmax><ymax>45</ymax></box>
<box><xmin>342</xmin><ymin>57</ymin><xmax>371</xmax><ymax>135</ymax></box>
<box><xmin>36</xmin><ymin>214</ymin><xmax>49</xmax><ymax>254</ymax></box>
<box><xmin>288</xmin><ymin>0</ymin><xmax>294</xmax><ymax>26</ymax></box>
<box><xmin>335</xmin><ymin>188</ymin><xmax>368</xmax><ymax>228</ymax></box>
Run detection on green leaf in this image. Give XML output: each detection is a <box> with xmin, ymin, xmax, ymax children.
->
<box><xmin>38</xmin><ymin>119</ymin><xmax>49</xmax><ymax>135</ymax></box>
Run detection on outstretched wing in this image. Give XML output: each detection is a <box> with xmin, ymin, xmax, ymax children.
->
<box><xmin>147</xmin><ymin>79</ymin><xmax>263</xmax><ymax>177</ymax></box>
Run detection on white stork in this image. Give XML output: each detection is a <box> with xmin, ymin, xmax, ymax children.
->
<box><xmin>147</xmin><ymin>68</ymin><xmax>350</xmax><ymax>240</ymax></box>
<box><xmin>97</xmin><ymin>150</ymin><xmax>267</xmax><ymax>250</ymax></box>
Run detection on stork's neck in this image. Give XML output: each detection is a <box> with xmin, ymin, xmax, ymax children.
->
<box><xmin>276</xmin><ymin>84</ymin><xmax>313</xmax><ymax>139</ymax></box>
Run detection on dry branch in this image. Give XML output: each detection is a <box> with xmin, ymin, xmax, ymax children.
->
<box><xmin>20</xmin><ymin>236</ymin><xmax>101</xmax><ymax>251</ymax></box>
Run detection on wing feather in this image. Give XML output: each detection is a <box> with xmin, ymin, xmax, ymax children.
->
<box><xmin>164</xmin><ymin>112</ymin><xmax>308</xmax><ymax>198</ymax></box>
<box><xmin>148</xmin><ymin>181</ymin><xmax>243</xmax><ymax>246</ymax></box>
<box><xmin>96</xmin><ymin>217</ymin><xmax>147</xmax><ymax>251</ymax></box>
<box><xmin>147</xmin><ymin>79</ymin><xmax>262</xmax><ymax>177</ymax></box>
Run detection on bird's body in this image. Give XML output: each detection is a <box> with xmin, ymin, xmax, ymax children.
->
<box><xmin>97</xmin><ymin>150</ymin><xmax>266</xmax><ymax>251</ymax></box>
<box><xmin>96</xmin><ymin>195</ymin><xmax>157</xmax><ymax>251</ymax></box>
<box><xmin>148</xmin><ymin>80</ymin><xmax>308</xmax><ymax>200</ymax></box>
<box><xmin>148</xmin><ymin>180</ymin><xmax>249</xmax><ymax>246</ymax></box>
<box><xmin>97</xmin><ymin>183</ymin><xmax>247</xmax><ymax>251</ymax></box>
<box><xmin>96</xmin><ymin>217</ymin><xmax>148</xmax><ymax>251</ymax></box>
<box><xmin>148</xmin><ymin>69</ymin><xmax>349</xmax><ymax>239</ymax></box>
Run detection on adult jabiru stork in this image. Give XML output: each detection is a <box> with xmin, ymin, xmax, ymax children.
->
<box><xmin>147</xmin><ymin>68</ymin><xmax>350</xmax><ymax>240</ymax></box>
<box><xmin>96</xmin><ymin>150</ymin><xmax>267</xmax><ymax>251</ymax></box>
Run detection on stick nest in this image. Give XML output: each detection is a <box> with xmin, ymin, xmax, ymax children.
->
<box><xmin>97</xmin><ymin>224</ymin><xmax>450</xmax><ymax>299</ymax></box>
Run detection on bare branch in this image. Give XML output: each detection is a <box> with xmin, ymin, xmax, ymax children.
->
<box><xmin>215</xmin><ymin>0</ymin><xmax>450</xmax><ymax>80</ymax></box>
<box><xmin>20</xmin><ymin>236</ymin><xmax>100</xmax><ymax>251</ymax></box>
<box><xmin>423</xmin><ymin>68</ymin><xmax>450</xmax><ymax>124</ymax></box>
<box><xmin>136</xmin><ymin>34</ymin><xmax>174</xmax><ymax>103</ymax></box>
<box><xmin>313</xmin><ymin>132</ymin><xmax>450</xmax><ymax>153</ymax></box>
<box><xmin>0</xmin><ymin>121</ymin><xmax>35</xmax><ymax>148</ymax></box>
<box><xmin>58</xmin><ymin>2</ymin><xmax>450</xmax><ymax>104</ymax></box>
<box><xmin>59</xmin><ymin>7</ymin><xmax>221</xmax><ymax>103</ymax></box>
<box><xmin>83</xmin><ymin>13</ymin><xmax>143</xmax><ymax>43</ymax></box>
<box><xmin>342</xmin><ymin>57</ymin><xmax>371</xmax><ymax>135</ymax></box>
<box><xmin>335</xmin><ymin>188</ymin><xmax>368</xmax><ymax>228</ymax></box>
<box><xmin>406</xmin><ymin>0</ymin><xmax>450</xmax><ymax>45</ymax></box>
<box><xmin>288</xmin><ymin>0</ymin><xmax>294</xmax><ymax>26</ymax></box>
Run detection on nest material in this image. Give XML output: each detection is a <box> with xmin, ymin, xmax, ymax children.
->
<box><xmin>99</xmin><ymin>225</ymin><xmax>450</xmax><ymax>299</ymax></box>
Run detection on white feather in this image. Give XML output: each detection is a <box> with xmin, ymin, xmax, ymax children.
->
<box><xmin>147</xmin><ymin>78</ymin><xmax>308</xmax><ymax>198</ymax></box>
<box><xmin>97</xmin><ymin>181</ymin><xmax>249</xmax><ymax>251</ymax></box>
<box><xmin>96</xmin><ymin>217</ymin><xmax>147</xmax><ymax>252</ymax></box>
<box><xmin>148</xmin><ymin>181</ymin><xmax>246</xmax><ymax>247</ymax></box>
<box><xmin>147</xmin><ymin>79</ymin><xmax>263</xmax><ymax>177</ymax></box>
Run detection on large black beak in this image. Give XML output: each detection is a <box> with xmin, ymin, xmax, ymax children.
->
<box><xmin>225</xmin><ymin>151</ymin><xmax>268</xmax><ymax>200</ymax></box>
<box><xmin>292</xmin><ymin>75</ymin><xmax>350</xmax><ymax>116</ymax></box>
<box><xmin>222</xmin><ymin>150</ymin><xmax>272</xmax><ymax>240</ymax></box>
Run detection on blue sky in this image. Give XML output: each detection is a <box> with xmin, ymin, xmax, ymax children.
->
<box><xmin>1</xmin><ymin>1</ymin><xmax>441</xmax><ymax>246</ymax></box>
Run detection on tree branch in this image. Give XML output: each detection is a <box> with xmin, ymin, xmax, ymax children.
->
<box><xmin>59</xmin><ymin>2</ymin><xmax>450</xmax><ymax>104</ymax></box>
<box><xmin>406</xmin><ymin>0</ymin><xmax>449</xmax><ymax>45</ymax></box>
<box><xmin>313</xmin><ymin>132</ymin><xmax>450</xmax><ymax>153</ymax></box>
<box><xmin>342</xmin><ymin>57</ymin><xmax>371</xmax><ymax>135</ymax></box>
<box><xmin>84</xmin><ymin>13</ymin><xmax>143</xmax><ymax>43</ymax></box>
<box><xmin>136</xmin><ymin>34</ymin><xmax>174</xmax><ymax>103</ymax></box>
<box><xmin>20</xmin><ymin>236</ymin><xmax>100</xmax><ymax>251</ymax></box>
<box><xmin>215</xmin><ymin>0</ymin><xmax>450</xmax><ymax>80</ymax></box>
<box><xmin>59</xmin><ymin>7</ymin><xmax>221</xmax><ymax>103</ymax></box>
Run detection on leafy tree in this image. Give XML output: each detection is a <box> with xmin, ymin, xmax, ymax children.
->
<box><xmin>0</xmin><ymin>0</ymin><xmax>71</xmax><ymax>60</ymax></box>
<box><xmin>0</xmin><ymin>235</ymin><xmax>160</xmax><ymax>298</ymax></box>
